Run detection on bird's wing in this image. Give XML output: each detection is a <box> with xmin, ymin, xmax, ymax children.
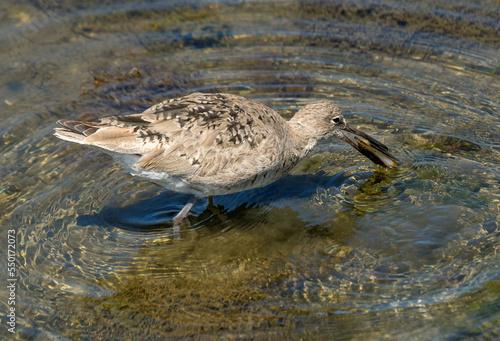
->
<box><xmin>56</xmin><ymin>93</ymin><xmax>293</xmax><ymax>180</ymax></box>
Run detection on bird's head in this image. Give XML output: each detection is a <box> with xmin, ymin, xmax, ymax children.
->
<box><xmin>290</xmin><ymin>100</ymin><xmax>399</xmax><ymax>169</ymax></box>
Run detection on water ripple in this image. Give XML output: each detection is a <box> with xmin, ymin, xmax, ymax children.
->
<box><xmin>1</xmin><ymin>0</ymin><xmax>499</xmax><ymax>339</ymax></box>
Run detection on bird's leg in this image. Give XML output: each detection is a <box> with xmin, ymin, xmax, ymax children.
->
<box><xmin>173</xmin><ymin>195</ymin><xmax>199</xmax><ymax>227</ymax></box>
<box><xmin>206</xmin><ymin>196</ymin><xmax>227</xmax><ymax>223</ymax></box>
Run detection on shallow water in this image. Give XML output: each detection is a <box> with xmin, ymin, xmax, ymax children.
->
<box><xmin>1</xmin><ymin>0</ymin><xmax>499</xmax><ymax>339</ymax></box>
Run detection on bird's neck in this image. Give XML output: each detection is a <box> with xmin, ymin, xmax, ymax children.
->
<box><xmin>288</xmin><ymin>118</ymin><xmax>319</xmax><ymax>159</ymax></box>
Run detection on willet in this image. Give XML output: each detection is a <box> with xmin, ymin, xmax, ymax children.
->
<box><xmin>55</xmin><ymin>92</ymin><xmax>399</xmax><ymax>225</ymax></box>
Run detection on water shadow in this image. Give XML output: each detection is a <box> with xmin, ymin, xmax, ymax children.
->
<box><xmin>77</xmin><ymin>169</ymin><xmax>396</xmax><ymax>231</ymax></box>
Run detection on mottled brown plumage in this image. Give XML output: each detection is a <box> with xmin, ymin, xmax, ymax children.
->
<box><xmin>55</xmin><ymin>92</ymin><xmax>398</xmax><ymax>225</ymax></box>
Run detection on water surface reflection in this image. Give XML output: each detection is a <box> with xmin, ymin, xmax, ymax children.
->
<box><xmin>0</xmin><ymin>0</ymin><xmax>499</xmax><ymax>339</ymax></box>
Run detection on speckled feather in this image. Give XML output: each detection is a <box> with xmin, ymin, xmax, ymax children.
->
<box><xmin>55</xmin><ymin>93</ymin><xmax>345</xmax><ymax>196</ymax></box>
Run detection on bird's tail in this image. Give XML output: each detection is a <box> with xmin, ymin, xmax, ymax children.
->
<box><xmin>54</xmin><ymin>120</ymin><xmax>99</xmax><ymax>144</ymax></box>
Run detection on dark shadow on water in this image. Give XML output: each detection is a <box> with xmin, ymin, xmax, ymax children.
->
<box><xmin>77</xmin><ymin>170</ymin><xmax>385</xmax><ymax>231</ymax></box>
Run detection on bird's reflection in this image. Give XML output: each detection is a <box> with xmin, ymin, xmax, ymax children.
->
<box><xmin>77</xmin><ymin>169</ymin><xmax>397</xmax><ymax>231</ymax></box>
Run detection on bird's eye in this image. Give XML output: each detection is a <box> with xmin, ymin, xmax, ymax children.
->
<box><xmin>332</xmin><ymin>117</ymin><xmax>341</xmax><ymax>124</ymax></box>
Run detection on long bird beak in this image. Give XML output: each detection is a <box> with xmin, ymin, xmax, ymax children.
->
<box><xmin>341</xmin><ymin>124</ymin><xmax>400</xmax><ymax>169</ymax></box>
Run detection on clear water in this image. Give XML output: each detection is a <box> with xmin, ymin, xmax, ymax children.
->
<box><xmin>0</xmin><ymin>0</ymin><xmax>499</xmax><ymax>339</ymax></box>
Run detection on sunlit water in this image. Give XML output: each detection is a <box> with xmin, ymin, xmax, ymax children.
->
<box><xmin>1</xmin><ymin>0</ymin><xmax>499</xmax><ymax>339</ymax></box>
